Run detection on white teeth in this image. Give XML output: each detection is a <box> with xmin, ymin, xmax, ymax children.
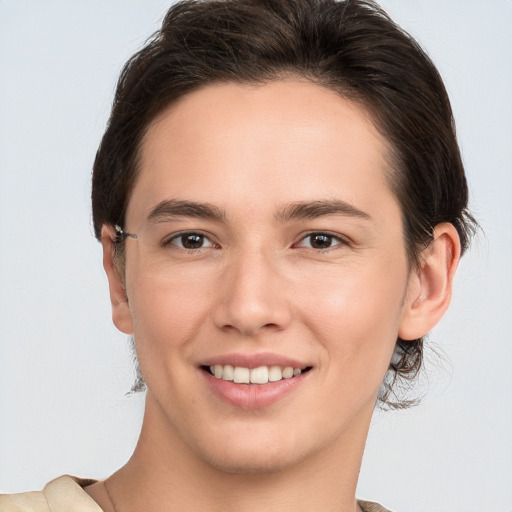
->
<box><xmin>268</xmin><ymin>366</ymin><xmax>283</xmax><ymax>382</ymax></box>
<box><xmin>210</xmin><ymin>364</ymin><xmax>305</xmax><ymax>384</ymax></box>
<box><xmin>233</xmin><ymin>366</ymin><xmax>250</xmax><ymax>384</ymax></box>
<box><xmin>282</xmin><ymin>366</ymin><xmax>294</xmax><ymax>379</ymax></box>
<box><xmin>222</xmin><ymin>364</ymin><xmax>234</xmax><ymax>381</ymax></box>
<box><xmin>250</xmin><ymin>366</ymin><xmax>269</xmax><ymax>384</ymax></box>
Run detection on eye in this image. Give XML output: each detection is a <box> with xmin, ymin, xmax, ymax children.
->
<box><xmin>166</xmin><ymin>232</ymin><xmax>216</xmax><ymax>250</ymax></box>
<box><xmin>295</xmin><ymin>232</ymin><xmax>346</xmax><ymax>250</ymax></box>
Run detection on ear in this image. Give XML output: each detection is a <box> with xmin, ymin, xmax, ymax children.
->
<box><xmin>101</xmin><ymin>225</ymin><xmax>134</xmax><ymax>335</ymax></box>
<box><xmin>398</xmin><ymin>223</ymin><xmax>461</xmax><ymax>340</ymax></box>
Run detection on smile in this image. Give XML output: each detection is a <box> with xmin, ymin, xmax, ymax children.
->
<box><xmin>201</xmin><ymin>359</ymin><xmax>313</xmax><ymax>409</ymax></box>
<box><xmin>206</xmin><ymin>364</ymin><xmax>310</xmax><ymax>384</ymax></box>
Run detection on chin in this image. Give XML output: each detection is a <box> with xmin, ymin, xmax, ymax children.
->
<box><xmin>200</xmin><ymin>448</ymin><xmax>302</xmax><ymax>475</ymax></box>
<box><xmin>189</xmin><ymin>427</ymin><xmax>309</xmax><ymax>475</ymax></box>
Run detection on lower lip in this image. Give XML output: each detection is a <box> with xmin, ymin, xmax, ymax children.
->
<box><xmin>201</xmin><ymin>370</ymin><xmax>310</xmax><ymax>410</ymax></box>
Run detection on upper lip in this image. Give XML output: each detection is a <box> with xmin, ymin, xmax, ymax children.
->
<box><xmin>201</xmin><ymin>352</ymin><xmax>310</xmax><ymax>369</ymax></box>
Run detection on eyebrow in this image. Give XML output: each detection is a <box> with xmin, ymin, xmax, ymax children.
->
<box><xmin>147</xmin><ymin>199</ymin><xmax>226</xmax><ymax>223</ymax></box>
<box><xmin>146</xmin><ymin>198</ymin><xmax>371</xmax><ymax>224</ymax></box>
<box><xmin>275</xmin><ymin>199</ymin><xmax>372</xmax><ymax>223</ymax></box>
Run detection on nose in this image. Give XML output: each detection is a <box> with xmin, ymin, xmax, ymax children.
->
<box><xmin>212</xmin><ymin>248</ymin><xmax>292</xmax><ymax>336</ymax></box>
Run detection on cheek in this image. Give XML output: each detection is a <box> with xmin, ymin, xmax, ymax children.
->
<box><xmin>298</xmin><ymin>261</ymin><xmax>408</xmax><ymax>389</ymax></box>
<box><xmin>126</xmin><ymin>273</ymin><xmax>213</xmax><ymax>366</ymax></box>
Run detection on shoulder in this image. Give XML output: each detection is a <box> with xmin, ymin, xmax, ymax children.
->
<box><xmin>358</xmin><ymin>499</ymin><xmax>394</xmax><ymax>512</ymax></box>
<box><xmin>0</xmin><ymin>491</ymin><xmax>49</xmax><ymax>512</ymax></box>
<box><xmin>0</xmin><ymin>476</ymin><xmax>102</xmax><ymax>512</ymax></box>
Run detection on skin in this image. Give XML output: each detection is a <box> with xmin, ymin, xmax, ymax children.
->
<box><xmin>87</xmin><ymin>80</ymin><xmax>460</xmax><ymax>512</ymax></box>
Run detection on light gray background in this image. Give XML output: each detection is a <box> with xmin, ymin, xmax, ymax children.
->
<box><xmin>1</xmin><ymin>1</ymin><xmax>511</xmax><ymax>510</ymax></box>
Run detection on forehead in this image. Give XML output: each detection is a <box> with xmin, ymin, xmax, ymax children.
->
<box><xmin>128</xmin><ymin>80</ymin><xmax>397</xmax><ymax>224</ymax></box>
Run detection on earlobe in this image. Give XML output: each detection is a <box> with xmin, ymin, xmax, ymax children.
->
<box><xmin>100</xmin><ymin>225</ymin><xmax>134</xmax><ymax>335</ymax></box>
<box><xmin>398</xmin><ymin>223</ymin><xmax>461</xmax><ymax>341</ymax></box>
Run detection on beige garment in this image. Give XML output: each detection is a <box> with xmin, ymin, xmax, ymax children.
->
<box><xmin>0</xmin><ymin>476</ymin><xmax>102</xmax><ymax>512</ymax></box>
<box><xmin>0</xmin><ymin>476</ymin><xmax>391</xmax><ymax>511</ymax></box>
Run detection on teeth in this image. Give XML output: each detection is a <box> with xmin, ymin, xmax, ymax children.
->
<box><xmin>282</xmin><ymin>367</ymin><xmax>294</xmax><ymax>379</ymax></box>
<box><xmin>250</xmin><ymin>366</ymin><xmax>268</xmax><ymax>384</ymax></box>
<box><xmin>268</xmin><ymin>365</ymin><xmax>283</xmax><ymax>382</ymax></box>
<box><xmin>210</xmin><ymin>364</ymin><xmax>305</xmax><ymax>384</ymax></box>
<box><xmin>222</xmin><ymin>364</ymin><xmax>234</xmax><ymax>381</ymax></box>
<box><xmin>233</xmin><ymin>366</ymin><xmax>250</xmax><ymax>384</ymax></box>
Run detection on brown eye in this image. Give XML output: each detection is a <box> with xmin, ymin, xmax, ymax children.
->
<box><xmin>296</xmin><ymin>232</ymin><xmax>345</xmax><ymax>250</ymax></box>
<box><xmin>181</xmin><ymin>233</ymin><xmax>204</xmax><ymax>249</ymax></box>
<box><xmin>310</xmin><ymin>234</ymin><xmax>333</xmax><ymax>249</ymax></box>
<box><xmin>168</xmin><ymin>232</ymin><xmax>215</xmax><ymax>250</ymax></box>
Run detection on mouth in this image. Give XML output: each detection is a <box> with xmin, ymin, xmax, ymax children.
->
<box><xmin>201</xmin><ymin>364</ymin><xmax>313</xmax><ymax>385</ymax></box>
<box><xmin>199</xmin><ymin>353</ymin><xmax>313</xmax><ymax>409</ymax></box>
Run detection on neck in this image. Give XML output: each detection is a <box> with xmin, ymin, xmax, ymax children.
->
<box><xmin>100</xmin><ymin>395</ymin><xmax>373</xmax><ymax>512</ymax></box>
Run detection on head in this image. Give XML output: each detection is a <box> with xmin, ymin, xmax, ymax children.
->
<box><xmin>92</xmin><ymin>0</ymin><xmax>475</xmax><ymax>411</ymax></box>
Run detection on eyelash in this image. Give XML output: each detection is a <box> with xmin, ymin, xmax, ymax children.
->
<box><xmin>163</xmin><ymin>231</ymin><xmax>219</xmax><ymax>251</ymax></box>
<box><xmin>293</xmin><ymin>232</ymin><xmax>349</xmax><ymax>251</ymax></box>
<box><xmin>163</xmin><ymin>230</ymin><xmax>349</xmax><ymax>253</ymax></box>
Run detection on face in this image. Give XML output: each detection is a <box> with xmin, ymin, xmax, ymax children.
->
<box><xmin>112</xmin><ymin>80</ymin><xmax>417</xmax><ymax>473</ymax></box>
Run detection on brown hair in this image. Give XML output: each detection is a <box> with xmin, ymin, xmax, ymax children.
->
<box><xmin>92</xmin><ymin>0</ymin><xmax>476</xmax><ymax>408</ymax></box>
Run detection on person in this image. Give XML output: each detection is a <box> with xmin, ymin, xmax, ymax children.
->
<box><xmin>0</xmin><ymin>0</ymin><xmax>477</xmax><ymax>510</ymax></box>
